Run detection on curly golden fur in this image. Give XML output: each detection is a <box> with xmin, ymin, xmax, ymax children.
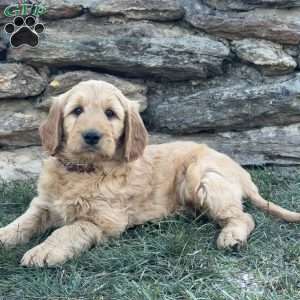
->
<box><xmin>1</xmin><ymin>80</ymin><xmax>300</xmax><ymax>267</ymax></box>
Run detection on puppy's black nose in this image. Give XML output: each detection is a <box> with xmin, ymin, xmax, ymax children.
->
<box><xmin>83</xmin><ymin>130</ymin><xmax>101</xmax><ymax>145</ymax></box>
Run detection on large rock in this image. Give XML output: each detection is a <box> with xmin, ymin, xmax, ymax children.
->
<box><xmin>40</xmin><ymin>0</ymin><xmax>85</xmax><ymax>19</ymax></box>
<box><xmin>40</xmin><ymin>0</ymin><xmax>184</xmax><ymax>21</ymax></box>
<box><xmin>231</xmin><ymin>39</ymin><xmax>297</xmax><ymax>75</ymax></box>
<box><xmin>89</xmin><ymin>0</ymin><xmax>184</xmax><ymax>21</ymax></box>
<box><xmin>203</xmin><ymin>0</ymin><xmax>300</xmax><ymax>10</ymax></box>
<box><xmin>0</xmin><ymin>147</ymin><xmax>43</xmax><ymax>181</ymax></box>
<box><xmin>150</xmin><ymin>123</ymin><xmax>300</xmax><ymax>165</ymax></box>
<box><xmin>38</xmin><ymin>71</ymin><xmax>148</xmax><ymax>112</ymax></box>
<box><xmin>0</xmin><ymin>100</ymin><xmax>46</xmax><ymax>148</ymax></box>
<box><xmin>183</xmin><ymin>1</ymin><xmax>300</xmax><ymax>45</ymax></box>
<box><xmin>7</xmin><ymin>19</ymin><xmax>230</xmax><ymax>81</ymax></box>
<box><xmin>0</xmin><ymin>63</ymin><xmax>47</xmax><ymax>98</ymax></box>
<box><xmin>144</xmin><ymin>73</ymin><xmax>300</xmax><ymax>134</ymax></box>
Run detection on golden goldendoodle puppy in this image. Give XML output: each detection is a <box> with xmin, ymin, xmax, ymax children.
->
<box><xmin>0</xmin><ymin>80</ymin><xmax>299</xmax><ymax>267</ymax></box>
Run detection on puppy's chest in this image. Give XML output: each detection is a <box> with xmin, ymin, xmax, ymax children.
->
<box><xmin>42</xmin><ymin>171</ymin><xmax>146</xmax><ymax>223</ymax></box>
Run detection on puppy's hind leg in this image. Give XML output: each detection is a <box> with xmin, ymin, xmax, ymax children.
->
<box><xmin>183</xmin><ymin>166</ymin><xmax>255</xmax><ymax>249</ymax></box>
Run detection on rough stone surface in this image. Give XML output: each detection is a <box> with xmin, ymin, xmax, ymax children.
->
<box><xmin>204</xmin><ymin>0</ymin><xmax>300</xmax><ymax>10</ymax></box>
<box><xmin>38</xmin><ymin>71</ymin><xmax>148</xmax><ymax>112</ymax></box>
<box><xmin>0</xmin><ymin>0</ymin><xmax>183</xmax><ymax>22</ymax></box>
<box><xmin>179</xmin><ymin>63</ymin><xmax>264</xmax><ymax>90</ymax></box>
<box><xmin>144</xmin><ymin>73</ymin><xmax>300</xmax><ymax>134</ymax></box>
<box><xmin>0</xmin><ymin>147</ymin><xmax>43</xmax><ymax>181</ymax></box>
<box><xmin>184</xmin><ymin>1</ymin><xmax>300</xmax><ymax>45</ymax></box>
<box><xmin>232</xmin><ymin>39</ymin><xmax>297</xmax><ymax>75</ymax></box>
<box><xmin>283</xmin><ymin>45</ymin><xmax>300</xmax><ymax>58</ymax></box>
<box><xmin>150</xmin><ymin>123</ymin><xmax>300</xmax><ymax>165</ymax></box>
<box><xmin>89</xmin><ymin>0</ymin><xmax>184</xmax><ymax>21</ymax></box>
<box><xmin>0</xmin><ymin>100</ymin><xmax>46</xmax><ymax>148</ymax></box>
<box><xmin>0</xmin><ymin>63</ymin><xmax>47</xmax><ymax>98</ymax></box>
<box><xmin>7</xmin><ymin>20</ymin><xmax>230</xmax><ymax>81</ymax></box>
<box><xmin>40</xmin><ymin>0</ymin><xmax>84</xmax><ymax>20</ymax></box>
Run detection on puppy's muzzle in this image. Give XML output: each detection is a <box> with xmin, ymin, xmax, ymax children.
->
<box><xmin>82</xmin><ymin>130</ymin><xmax>102</xmax><ymax>146</ymax></box>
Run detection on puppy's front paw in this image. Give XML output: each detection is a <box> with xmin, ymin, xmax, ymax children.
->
<box><xmin>21</xmin><ymin>244</ymin><xmax>69</xmax><ymax>267</ymax></box>
<box><xmin>0</xmin><ymin>227</ymin><xmax>19</xmax><ymax>248</ymax></box>
<box><xmin>217</xmin><ymin>227</ymin><xmax>247</xmax><ymax>249</ymax></box>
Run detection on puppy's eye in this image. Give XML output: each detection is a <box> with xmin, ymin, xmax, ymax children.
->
<box><xmin>105</xmin><ymin>109</ymin><xmax>116</xmax><ymax>119</ymax></box>
<box><xmin>72</xmin><ymin>106</ymin><xmax>83</xmax><ymax>116</ymax></box>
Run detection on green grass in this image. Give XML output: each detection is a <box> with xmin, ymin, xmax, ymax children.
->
<box><xmin>0</xmin><ymin>166</ymin><xmax>300</xmax><ymax>300</ymax></box>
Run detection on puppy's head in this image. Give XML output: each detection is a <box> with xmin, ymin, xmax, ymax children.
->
<box><xmin>39</xmin><ymin>80</ymin><xmax>148</xmax><ymax>163</ymax></box>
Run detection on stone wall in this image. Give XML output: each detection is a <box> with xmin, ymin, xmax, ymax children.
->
<box><xmin>1</xmin><ymin>0</ymin><xmax>300</xmax><ymax>180</ymax></box>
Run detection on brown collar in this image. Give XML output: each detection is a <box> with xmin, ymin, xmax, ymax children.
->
<box><xmin>57</xmin><ymin>158</ymin><xmax>96</xmax><ymax>173</ymax></box>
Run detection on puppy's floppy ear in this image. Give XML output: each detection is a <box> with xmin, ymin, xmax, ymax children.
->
<box><xmin>124</xmin><ymin>101</ymin><xmax>148</xmax><ymax>162</ymax></box>
<box><xmin>39</xmin><ymin>98</ymin><xmax>64</xmax><ymax>156</ymax></box>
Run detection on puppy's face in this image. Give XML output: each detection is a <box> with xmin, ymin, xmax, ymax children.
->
<box><xmin>63</xmin><ymin>83</ymin><xmax>126</xmax><ymax>160</ymax></box>
<box><xmin>39</xmin><ymin>80</ymin><xmax>148</xmax><ymax>163</ymax></box>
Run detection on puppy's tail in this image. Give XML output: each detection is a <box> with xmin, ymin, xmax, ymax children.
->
<box><xmin>246</xmin><ymin>187</ymin><xmax>300</xmax><ymax>223</ymax></box>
